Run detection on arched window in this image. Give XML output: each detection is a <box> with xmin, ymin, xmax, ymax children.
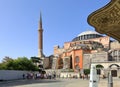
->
<box><xmin>75</xmin><ymin>56</ymin><xmax>80</xmax><ymax>63</ymax></box>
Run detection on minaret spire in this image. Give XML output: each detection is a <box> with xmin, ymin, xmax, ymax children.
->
<box><xmin>38</xmin><ymin>12</ymin><xmax>44</xmax><ymax>58</ymax></box>
<box><xmin>39</xmin><ymin>12</ymin><xmax>42</xmax><ymax>30</ymax></box>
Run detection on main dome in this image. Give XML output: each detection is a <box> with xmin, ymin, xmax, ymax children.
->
<box><xmin>77</xmin><ymin>31</ymin><xmax>100</xmax><ymax>37</ymax></box>
<box><xmin>72</xmin><ymin>30</ymin><xmax>102</xmax><ymax>41</ymax></box>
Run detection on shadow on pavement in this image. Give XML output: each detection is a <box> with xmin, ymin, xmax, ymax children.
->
<box><xmin>0</xmin><ymin>79</ymin><xmax>62</xmax><ymax>87</ymax></box>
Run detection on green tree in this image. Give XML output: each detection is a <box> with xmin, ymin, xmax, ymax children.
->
<box><xmin>0</xmin><ymin>57</ymin><xmax>38</xmax><ymax>71</ymax></box>
<box><xmin>2</xmin><ymin>56</ymin><xmax>13</xmax><ymax>63</ymax></box>
<box><xmin>84</xmin><ymin>69</ymin><xmax>90</xmax><ymax>75</ymax></box>
<box><xmin>0</xmin><ymin>63</ymin><xmax>6</xmax><ymax>70</ymax></box>
<box><xmin>14</xmin><ymin>57</ymin><xmax>38</xmax><ymax>71</ymax></box>
<box><xmin>0</xmin><ymin>56</ymin><xmax>13</xmax><ymax>70</ymax></box>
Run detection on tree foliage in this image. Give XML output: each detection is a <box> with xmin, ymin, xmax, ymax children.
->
<box><xmin>2</xmin><ymin>56</ymin><xmax>13</xmax><ymax>63</ymax></box>
<box><xmin>84</xmin><ymin>69</ymin><xmax>90</xmax><ymax>75</ymax></box>
<box><xmin>0</xmin><ymin>57</ymin><xmax>38</xmax><ymax>71</ymax></box>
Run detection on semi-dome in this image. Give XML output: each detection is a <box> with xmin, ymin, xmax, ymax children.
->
<box><xmin>77</xmin><ymin>31</ymin><xmax>100</xmax><ymax>37</ymax></box>
<box><xmin>72</xmin><ymin>30</ymin><xmax>102</xmax><ymax>41</ymax></box>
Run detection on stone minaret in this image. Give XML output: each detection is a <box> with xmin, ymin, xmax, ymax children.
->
<box><xmin>38</xmin><ymin>13</ymin><xmax>44</xmax><ymax>58</ymax></box>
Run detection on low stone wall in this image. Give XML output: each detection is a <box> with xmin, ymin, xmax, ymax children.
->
<box><xmin>0</xmin><ymin>70</ymin><xmax>29</xmax><ymax>80</ymax></box>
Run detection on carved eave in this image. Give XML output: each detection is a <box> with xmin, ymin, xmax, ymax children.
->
<box><xmin>88</xmin><ymin>0</ymin><xmax>120</xmax><ymax>41</ymax></box>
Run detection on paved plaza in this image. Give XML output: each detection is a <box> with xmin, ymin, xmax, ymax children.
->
<box><xmin>0</xmin><ymin>78</ymin><xmax>120</xmax><ymax>87</ymax></box>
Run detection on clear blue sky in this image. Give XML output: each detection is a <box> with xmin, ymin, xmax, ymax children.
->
<box><xmin>0</xmin><ymin>0</ymin><xmax>110</xmax><ymax>62</ymax></box>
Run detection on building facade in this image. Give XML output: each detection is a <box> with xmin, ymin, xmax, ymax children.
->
<box><xmin>53</xmin><ymin>31</ymin><xmax>110</xmax><ymax>72</ymax></box>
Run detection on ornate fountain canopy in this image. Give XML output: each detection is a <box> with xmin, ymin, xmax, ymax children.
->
<box><xmin>88</xmin><ymin>0</ymin><xmax>120</xmax><ymax>41</ymax></box>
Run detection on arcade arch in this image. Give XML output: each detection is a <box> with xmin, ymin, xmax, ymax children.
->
<box><xmin>92</xmin><ymin>62</ymin><xmax>120</xmax><ymax>77</ymax></box>
<box><xmin>109</xmin><ymin>64</ymin><xmax>120</xmax><ymax>77</ymax></box>
<box><xmin>96</xmin><ymin>64</ymin><xmax>104</xmax><ymax>75</ymax></box>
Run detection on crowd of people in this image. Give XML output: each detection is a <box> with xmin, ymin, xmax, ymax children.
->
<box><xmin>22</xmin><ymin>72</ymin><xmax>57</xmax><ymax>80</ymax></box>
<box><xmin>22</xmin><ymin>72</ymin><xmax>91</xmax><ymax>80</ymax></box>
<box><xmin>22</xmin><ymin>72</ymin><xmax>106</xmax><ymax>81</ymax></box>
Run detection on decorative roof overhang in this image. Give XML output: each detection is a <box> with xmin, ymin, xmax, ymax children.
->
<box><xmin>88</xmin><ymin>0</ymin><xmax>120</xmax><ymax>41</ymax></box>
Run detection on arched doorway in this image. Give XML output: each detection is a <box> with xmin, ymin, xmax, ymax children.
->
<box><xmin>109</xmin><ymin>64</ymin><xmax>120</xmax><ymax>77</ymax></box>
<box><xmin>96</xmin><ymin>64</ymin><xmax>104</xmax><ymax>75</ymax></box>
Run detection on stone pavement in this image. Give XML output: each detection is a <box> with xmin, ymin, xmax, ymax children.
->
<box><xmin>65</xmin><ymin>79</ymin><xmax>89</xmax><ymax>87</ymax></box>
<box><xmin>64</xmin><ymin>78</ymin><xmax>120</xmax><ymax>87</ymax></box>
<box><xmin>98</xmin><ymin>78</ymin><xmax>120</xmax><ymax>87</ymax></box>
<box><xmin>0</xmin><ymin>78</ymin><xmax>120</xmax><ymax>87</ymax></box>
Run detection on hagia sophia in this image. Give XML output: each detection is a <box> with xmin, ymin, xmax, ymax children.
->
<box><xmin>40</xmin><ymin>26</ymin><xmax>120</xmax><ymax>77</ymax></box>
<box><xmin>38</xmin><ymin>0</ymin><xmax>120</xmax><ymax>78</ymax></box>
<box><xmin>54</xmin><ymin>31</ymin><xmax>110</xmax><ymax>70</ymax></box>
<box><xmin>53</xmin><ymin>31</ymin><xmax>109</xmax><ymax>70</ymax></box>
<box><xmin>52</xmin><ymin>30</ymin><xmax>120</xmax><ymax>77</ymax></box>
